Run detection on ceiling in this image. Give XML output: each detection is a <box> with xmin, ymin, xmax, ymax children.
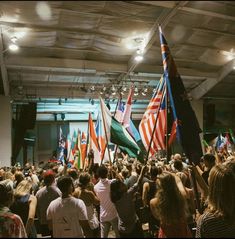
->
<box><xmin>0</xmin><ymin>1</ymin><xmax>235</xmax><ymax>119</ymax></box>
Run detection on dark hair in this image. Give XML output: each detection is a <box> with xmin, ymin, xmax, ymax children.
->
<box><xmin>203</xmin><ymin>154</ymin><xmax>216</xmax><ymax>165</ymax></box>
<box><xmin>174</xmin><ymin>159</ymin><xmax>183</xmax><ymax>172</ymax></box>
<box><xmin>57</xmin><ymin>176</ymin><xmax>74</xmax><ymax>194</ymax></box>
<box><xmin>97</xmin><ymin>165</ymin><xmax>108</xmax><ymax>179</ymax></box>
<box><xmin>67</xmin><ymin>168</ymin><xmax>78</xmax><ymax>180</ymax></box>
<box><xmin>150</xmin><ymin>165</ymin><xmax>159</xmax><ymax>178</ymax></box>
<box><xmin>0</xmin><ymin>180</ymin><xmax>13</xmax><ymax>205</ymax></box>
<box><xmin>43</xmin><ymin>170</ymin><xmax>55</xmax><ymax>186</ymax></box>
<box><xmin>110</xmin><ymin>179</ymin><xmax>124</xmax><ymax>203</ymax></box>
<box><xmin>79</xmin><ymin>172</ymin><xmax>91</xmax><ymax>188</ymax></box>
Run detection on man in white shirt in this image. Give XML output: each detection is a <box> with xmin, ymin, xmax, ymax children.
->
<box><xmin>47</xmin><ymin>176</ymin><xmax>92</xmax><ymax>238</ymax></box>
<box><xmin>94</xmin><ymin>165</ymin><xmax>120</xmax><ymax>238</ymax></box>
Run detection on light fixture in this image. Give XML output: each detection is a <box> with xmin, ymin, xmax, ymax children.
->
<box><xmin>134</xmin><ymin>55</ymin><xmax>143</xmax><ymax>62</ymax></box>
<box><xmin>58</xmin><ymin>98</ymin><xmax>62</xmax><ymax>105</ymax></box>
<box><xmin>9</xmin><ymin>43</ymin><xmax>19</xmax><ymax>51</ymax></box>
<box><xmin>233</xmin><ymin>66</ymin><xmax>235</xmax><ymax>70</ymax></box>
<box><xmin>142</xmin><ymin>86</ymin><xmax>148</xmax><ymax>96</ymax></box>
<box><xmin>136</xmin><ymin>48</ymin><xmax>143</xmax><ymax>54</ymax></box>
<box><xmin>91</xmin><ymin>99</ymin><xmax>95</xmax><ymax>105</ymax></box>
<box><xmin>11</xmin><ymin>36</ymin><xmax>18</xmax><ymax>43</ymax></box>
<box><xmin>90</xmin><ymin>85</ymin><xmax>95</xmax><ymax>91</ymax></box>
<box><xmin>111</xmin><ymin>85</ymin><xmax>116</xmax><ymax>95</ymax></box>
<box><xmin>134</xmin><ymin>86</ymin><xmax>139</xmax><ymax>96</ymax></box>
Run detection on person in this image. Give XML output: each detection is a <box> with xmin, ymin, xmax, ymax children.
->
<box><xmin>35</xmin><ymin>170</ymin><xmax>61</xmax><ymax>237</ymax></box>
<box><xmin>10</xmin><ymin>179</ymin><xmax>37</xmax><ymax>238</ymax></box>
<box><xmin>142</xmin><ymin>165</ymin><xmax>160</xmax><ymax>237</ymax></box>
<box><xmin>150</xmin><ymin>172</ymin><xmax>192</xmax><ymax>238</ymax></box>
<box><xmin>94</xmin><ymin>165</ymin><xmax>120</xmax><ymax>238</ymax></box>
<box><xmin>110</xmin><ymin>165</ymin><xmax>147</xmax><ymax>238</ymax></box>
<box><xmin>201</xmin><ymin>154</ymin><xmax>216</xmax><ymax>185</ymax></box>
<box><xmin>47</xmin><ymin>175</ymin><xmax>93</xmax><ymax>237</ymax></box>
<box><xmin>196</xmin><ymin>164</ymin><xmax>235</xmax><ymax>238</ymax></box>
<box><xmin>0</xmin><ymin>180</ymin><xmax>27</xmax><ymax>238</ymax></box>
<box><xmin>77</xmin><ymin>172</ymin><xmax>100</xmax><ymax>237</ymax></box>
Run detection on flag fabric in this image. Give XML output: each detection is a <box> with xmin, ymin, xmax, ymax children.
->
<box><xmin>68</xmin><ymin>130</ymin><xmax>77</xmax><ymax>164</ymax></box>
<box><xmin>229</xmin><ymin>129</ymin><xmax>235</xmax><ymax>144</ymax></box>
<box><xmin>100</xmin><ymin>97</ymin><xmax>141</xmax><ymax>157</ymax></box>
<box><xmin>139</xmin><ymin>77</ymin><xmax>167</xmax><ymax>156</ymax></box>
<box><xmin>58</xmin><ymin>126</ymin><xmax>66</xmax><ymax>165</ymax></box>
<box><xmin>81</xmin><ymin>132</ymin><xmax>87</xmax><ymax>169</ymax></box>
<box><xmin>159</xmin><ymin>26</ymin><xmax>203</xmax><ymax>165</ymax></box>
<box><xmin>122</xmin><ymin>87</ymin><xmax>134</xmax><ymax>128</ymax></box>
<box><xmin>95</xmin><ymin>112</ymin><xmax>106</xmax><ymax>160</ymax></box>
<box><xmin>216</xmin><ymin>134</ymin><xmax>226</xmax><ymax>150</ymax></box>
<box><xmin>115</xmin><ymin>100</ymin><xmax>125</xmax><ymax>123</ymax></box>
<box><xmin>88</xmin><ymin>113</ymin><xmax>101</xmax><ymax>165</ymax></box>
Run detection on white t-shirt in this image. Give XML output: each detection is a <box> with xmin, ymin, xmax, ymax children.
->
<box><xmin>94</xmin><ymin>178</ymin><xmax>117</xmax><ymax>222</ymax></box>
<box><xmin>47</xmin><ymin>196</ymin><xmax>88</xmax><ymax>238</ymax></box>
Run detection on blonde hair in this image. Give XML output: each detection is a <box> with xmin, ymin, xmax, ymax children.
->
<box><xmin>14</xmin><ymin>179</ymin><xmax>33</xmax><ymax>196</ymax></box>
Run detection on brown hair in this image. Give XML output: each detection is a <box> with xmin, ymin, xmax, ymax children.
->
<box><xmin>208</xmin><ymin>164</ymin><xmax>235</xmax><ymax>222</ymax></box>
<box><xmin>155</xmin><ymin>172</ymin><xmax>186</xmax><ymax>225</ymax></box>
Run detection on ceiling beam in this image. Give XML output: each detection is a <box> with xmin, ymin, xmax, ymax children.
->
<box><xmin>136</xmin><ymin>1</ymin><xmax>235</xmax><ymax>21</ymax></box>
<box><xmin>190</xmin><ymin>59</ymin><xmax>235</xmax><ymax>99</ymax></box>
<box><xmin>0</xmin><ymin>21</ymin><xmax>122</xmax><ymax>42</ymax></box>
<box><xmin>5</xmin><ymin>56</ymin><xmax>218</xmax><ymax>79</ymax></box>
<box><xmin>0</xmin><ymin>28</ymin><xmax>9</xmax><ymax>96</ymax></box>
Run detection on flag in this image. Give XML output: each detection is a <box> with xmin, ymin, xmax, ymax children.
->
<box><xmin>58</xmin><ymin>126</ymin><xmax>66</xmax><ymax>165</ymax></box>
<box><xmin>88</xmin><ymin>113</ymin><xmax>101</xmax><ymax>165</ymax></box>
<box><xmin>216</xmin><ymin>134</ymin><xmax>226</xmax><ymax>150</ymax></box>
<box><xmin>122</xmin><ymin>87</ymin><xmax>134</xmax><ymax>128</ymax></box>
<box><xmin>95</xmin><ymin>112</ymin><xmax>107</xmax><ymax>159</ymax></box>
<box><xmin>229</xmin><ymin>129</ymin><xmax>235</xmax><ymax>144</ymax></box>
<box><xmin>81</xmin><ymin>132</ymin><xmax>87</xmax><ymax>169</ymax></box>
<box><xmin>100</xmin><ymin>97</ymin><xmax>141</xmax><ymax>157</ymax></box>
<box><xmin>115</xmin><ymin>100</ymin><xmax>125</xmax><ymax>122</ymax></box>
<box><xmin>159</xmin><ymin>26</ymin><xmax>203</xmax><ymax>165</ymax></box>
<box><xmin>139</xmin><ymin>77</ymin><xmax>166</xmax><ymax>156</ymax></box>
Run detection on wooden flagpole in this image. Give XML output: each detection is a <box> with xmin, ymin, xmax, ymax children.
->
<box><xmin>100</xmin><ymin>98</ymin><xmax>112</xmax><ymax>165</ymax></box>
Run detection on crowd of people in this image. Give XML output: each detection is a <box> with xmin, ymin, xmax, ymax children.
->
<box><xmin>0</xmin><ymin>148</ymin><xmax>235</xmax><ymax>238</ymax></box>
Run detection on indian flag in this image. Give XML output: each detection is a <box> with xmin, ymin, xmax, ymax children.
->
<box><xmin>100</xmin><ymin>97</ymin><xmax>141</xmax><ymax>157</ymax></box>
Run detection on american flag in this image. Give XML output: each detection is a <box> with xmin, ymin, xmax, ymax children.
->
<box><xmin>139</xmin><ymin>77</ymin><xmax>167</xmax><ymax>157</ymax></box>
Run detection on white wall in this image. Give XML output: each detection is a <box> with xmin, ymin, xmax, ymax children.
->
<box><xmin>0</xmin><ymin>96</ymin><xmax>12</xmax><ymax>167</ymax></box>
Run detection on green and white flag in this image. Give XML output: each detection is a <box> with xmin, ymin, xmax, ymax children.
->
<box><xmin>100</xmin><ymin>97</ymin><xmax>141</xmax><ymax>157</ymax></box>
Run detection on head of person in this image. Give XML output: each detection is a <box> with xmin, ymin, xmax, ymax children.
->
<box><xmin>15</xmin><ymin>179</ymin><xmax>33</xmax><ymax>196</ymax></box>
<box><xmin>79</xmin><ymin>172</ymin><xmax>91</xmax><ymax>189</ymax></box>
<box><xmin>203</xmin><ymin>153</ymin><xmax>216</xmax><ymax>169</ymax></box>
<box><xmin>208</xmin><ymin>164</ymin><xmax>235</xmax><ymax>222</ymax></box>
<box><xmin>43</xmin><ymin>170</ymin><xmax>55</xmax><ymax>186</ymax></box>
<box><xmin>110</xmin><ymin>179</ymin><xmax>127</xmax><ymax>203</ymax></box>
<box><xmin>97</xmin><ymin>164</ymin><xmax>108</xmax><ymax>179</ymax></box>
<box><xmin>0</xmin><ymin>180</ymin><xmax>14</xmax><ymax>207</ymax></box>
<box><xmin>150</xmin><ymin>165</ymin><xmax>159</xmax><ymax>180</ymax></box>
<box><xmin>57</xmin><ymin>176</ymin><xmax>74</xmax><ymax>197</ymax></box>
<box><xmin>174</xmin><ymin>153</ymin><xmax>182</xmax><ymax>161</ymax></box>
<box><xmin>173</xmin><ymin>159</ymin><xmax>183</xmax><ymax>172</ymax></box>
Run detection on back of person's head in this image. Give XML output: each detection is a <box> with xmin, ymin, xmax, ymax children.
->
<box><xmin>97</xmin><ymin>165</ymin><xmax>108</xmax><ymax>179</ymax></box>
<box><xmin>67</xmin><ymin>168</ymin><xmax>78</xmax><ymax>180</ymax></box>
<box><xmin>174</xmin><ymin>159</ymin><xmax>183</xmax><ymax>172</ymax></box>
<box><xmin>203</xmin><ymin>153</ymin><xmax>216</xmax><ymax>167</ymax></box>
<box><xmin>150</xmin><ymin>165</ymin><xmax>159</xmax><ymax>179</ymax></box>
<box><xmin>174</xmin><ymin>153</ymin><xmax>182</xmax><ymax>160</ymax></box>
<box><xmin>79</xmin><ymin>172</ymin><xmax>91</xmax><ymax>188</ymax></box>
<box><xmin>208</xmin><ymin>164</ymin><xmax>235</xmax><ymax>222</ymax></box>
<box><xmin>110</xmin><ymin>179</ymin><xmax>125</xmax><ymax>203</ymax></box>
<box><xmin>57</xmin><ymin>176</ymin><xmax>74</xmax><ymax>195</ymax></box>
<box><xmin>43</xmin><ymin>170</ymin><xmax>55</xmax><ymax>186</ymax></box>
<box><xmin>0</xmin><ymin>180</ymin><xmax>13</xmax><ymax>206</ymax></box>
<box><xmin>15</xmin><ymin>179</ymin><xmax>33</xmax><ymax>196</ymax></box>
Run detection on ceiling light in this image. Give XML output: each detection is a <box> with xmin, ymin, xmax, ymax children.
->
<box><xmin>9</xmin><ymin>43</ymin><xmax>19</xmax><ymax>51</ymax></box>
<box><xmin>134</xmin><ymin>86</ymin><xmax>139</xmax><ymax>96</ymax></box>
<box><xmin>141</xmin><ymin>91</ymin><xmax>146</xmax><ymax>96</ymax></box>
<box><xmin>11</xmin><ymin>36</ymin><xmax>18</xmax><ymax>43</ymax></box>
<box><xmin>58</xmin><ymin>98</ymin><xmax>62</xmax><ymax>105</ymax></box>
<box><xmin>233</xmin><ymin>66</ymin><xmax>235</xmax><ymax>70</ymax></box>
<box><xmin>136</xmin><ymin>48</ymin><xmax>142</xmax><ymax>54</ymax></box>
<box><xmin>134</xmin><ymin>55</ymin><xmax>143</xmax><ymax>62</ymax></box>
<box><xmin>90</xmin><ymin>85</ymin><xmax>95</xmax><ymax>91</ymax></box>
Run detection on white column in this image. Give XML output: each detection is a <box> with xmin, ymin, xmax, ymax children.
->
<box><xmin>0</xmin><ymin>96</ymin><xmax>12</xmax><ymax>167</ymax></box>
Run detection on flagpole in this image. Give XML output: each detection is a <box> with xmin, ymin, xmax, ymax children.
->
<box><xmin>146</xmin><ymin>82</ymin><xmax>166</xmax><ymax>163</ymax></box>
<box><xmin>100</xmin><ymin>98</ymin><xmax>112</xmax><ymax>165</ymax></box>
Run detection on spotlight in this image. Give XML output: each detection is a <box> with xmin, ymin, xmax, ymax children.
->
<box><xmin>111</xmin><ymin>85</ymin><xmax>116</xmax><ymax>95</ymax></box>
<box><xmin>134</xmin><ymin>86</ymin><xmax>139</xmax><ymax>96</ymax></box>
<box><xmin>134</xmin><ymin>55</ymin><xmax>143</xmax><ymax>62</ymax></box>
<box><xmin>90</xmin><ymin>85</ymin><xmax>95</xmax><ymax>91</ymax></box>
<box><xmin>11</xmin><ymin>36</ymin><xmax>18</xmax><ymax>43</ymax></box>
<box><xmin>58</xmin><ymin>98</ymin><xmax>62</xmax><ymax>105</ymax></box>
<box><xmin>9</xmin><ymin>43</ymin><xmax>19</xmax><ymax>51</ymax></box>
<box><xmin>91</xmin><ymin>99</ymin><xmax>95</xmax><ymax>105</ymax></box>
<box><xmin>61</xmin><ymin>113</ymin><xmax>65</xmax><ymax>121</ymax></box>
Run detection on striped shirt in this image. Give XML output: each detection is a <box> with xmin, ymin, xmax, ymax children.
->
<box><xmin>196</xmin><ymin>211</ymin><xmax>235</xmax><ymax>238</ymax></box>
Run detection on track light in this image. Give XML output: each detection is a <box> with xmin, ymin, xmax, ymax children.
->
<box><xmin>11</xmin><ymin>36</ymin><xmax>18</xmax><ymax>43</ymax></box>
<box><xmin>134</xmin><ymin>86</ymin><xmax>139</xmax><ymax>96</ymax></box>
<box><xmin>90</xmin><ymin>85</ymin><xmax>95</xmax><ymax>92</ymax></box>
<box><xmin>58</xmin><ymin>98</ymin><xmax>62</xmax><ymax>105</ymax></box>
<box><xmin>134</xmin><ymin>55</ymin><xmax>143</xmax><ymax>62</ymax></box>
<box><xmin>111</xmin><ymin>85</ymin><xmax>116</xmax><ymax>95</ymax></box>
<box><xmin>9</xmin><ymin>43</ymin><xmax>19</xmax><ymax>51</ymax></box>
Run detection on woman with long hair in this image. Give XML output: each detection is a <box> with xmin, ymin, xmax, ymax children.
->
<box><xmin>10</xmin><ymin>179</ymin><xmax>37</xmax><ymax>238</ymax></box>
<box><xmin>196</xmin><ymin>163</ymin><xmax>235</xmax><ymax>238</ymax></box>
<box><xmin>150</xmin><ymin>172</ymin><xmax>192</xmax><ymax>238</ymax></box>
